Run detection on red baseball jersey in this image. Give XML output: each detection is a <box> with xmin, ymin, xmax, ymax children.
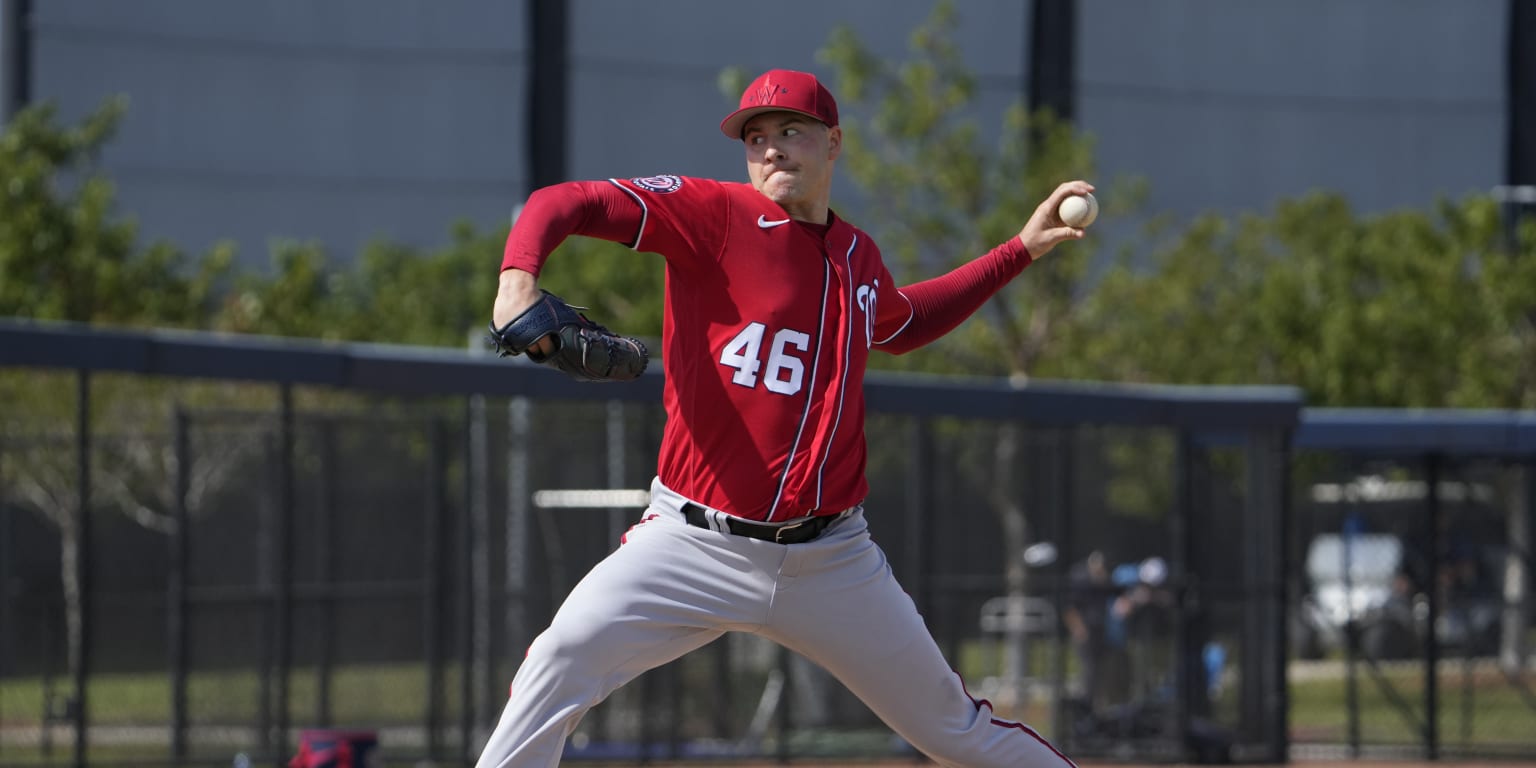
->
<box><xmin>502</xmin><ymin>174</ymin><xmax>1034</xmax><ymax>523</ymax></box>
<box><xmin>610</xmin><ymin>174</ymin><xmax>909</xmax><ymax>521</ymax></box>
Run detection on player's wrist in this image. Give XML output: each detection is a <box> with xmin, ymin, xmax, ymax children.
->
<box><xmin>1006</xmin><ymin>234</ymin><xmax>1034</xmax><ymax>264</ymax></box>
<box><xmin>494</xmin><ymin>269</ymin><xmax>542</xmax><ymax>327</ymax></box>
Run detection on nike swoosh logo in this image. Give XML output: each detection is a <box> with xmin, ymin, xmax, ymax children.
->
<box><xmin>757</xmin><ymin>215</ymin><xmax>791</xmax><ymax>229</ymax></box>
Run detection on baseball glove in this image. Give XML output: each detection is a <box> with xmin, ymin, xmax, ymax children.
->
<box><xmin>487</xmin><ymin>290</ymin><xmax>649</xmax><ymax>382</ymax></box>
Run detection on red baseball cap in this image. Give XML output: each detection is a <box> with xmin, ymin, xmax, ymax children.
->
<box><xmin>719</xmin><ymin>69</ymin><xmax>839</xmax><ymax>140</ymax></box>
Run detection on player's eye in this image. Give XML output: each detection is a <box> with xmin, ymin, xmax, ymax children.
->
<box><xmin>784</xmin><ymin>128</ymin><xmax>800</xmax><ymax>137</ymax></box>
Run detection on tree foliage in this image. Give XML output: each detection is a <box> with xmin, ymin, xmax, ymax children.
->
<box><xmin>1048</xmin><ymin>192</ymin><xmax>1536</xmax><ymax>408</ymax></box>
<box><xmin>0</xmin><ymin>98</ymin><xmax>231</xmax><ymax>327</ymax></box>
<box><xmin>213</xmin><ymin>224</ymin><xmax>507</xmax><ymax>349</ymax></box>
<box><xmin>209</xmin><ymin>221</ymin><xmax>664</xmax><ymax>352</ymax></box>
<box><xmin>812</xmin><ymin>1</ymin><xmax>1142</xmax><ymax>378</ymax></box>
<box><xmin>2</xmin><ymin>11</ymin><xmax>1533</xmax><ymax>411</ymax></box>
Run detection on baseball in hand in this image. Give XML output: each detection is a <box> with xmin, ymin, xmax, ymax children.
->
<box><xmin>1058</xmin><ymin>192</ymin><xmax>1099</xmax><ymax>228</ymax></box>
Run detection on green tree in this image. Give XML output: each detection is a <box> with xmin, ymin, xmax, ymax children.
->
<box><xmin>211</xmin><ymin>220</ymin><xmax>665</xmax><ymax>351</ymax></box>
<box><xmin>1</xmin><ymin>100</ymin><xmax>248</xmax><ymax>711</ymax></box>
<box><xmin>806</xmin><ymin>0</ymin><xmax>1142</xmax><ymax>379</ymax></box>
<box><xmin>212</xmin><ymin>227</ymin><xmax>496</xmax><ymax>346</ymax></box>
<box><xmin>0</xmin><ymin>98</ymin><xmax>231</xmax><ymax>326</ymax></box>
<box><xmin>795</xmin><ymin>3</ymin><xmax>1150</xmax><ymax>711</ymax></box>
<box><xmin>214</xmin><ymin>241</ymin><xmax>340</xmax><ymax>337</ymax></box>
<box><xmin>1051</xmin><ymin>192</ymin><xmax>1536</xmax><ymax>408</ymax></box>
<box><xmin>338</xmin><ymin>222</ymin><xmax>509</xmax><ymax>348</ymax></box>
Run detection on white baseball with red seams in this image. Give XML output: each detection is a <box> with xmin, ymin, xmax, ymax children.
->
<box><xmin>476</xmin><ymin>68</ymin><xmax>1083</xmax><ymax>768</ymax></box>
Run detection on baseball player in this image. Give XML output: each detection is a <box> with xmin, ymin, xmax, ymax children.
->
<box><xmin>479</xmin><ymin>68</ymin><xmax>1092</xmax><ymax>767</ymax></box>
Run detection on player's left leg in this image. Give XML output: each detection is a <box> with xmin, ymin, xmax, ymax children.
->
<box><xmin>762</xmin><ymin>511</ymin><xmax>1077</xmax><ymax>768</ymax></box>
<box><xmin>476</xmin><ymin>510</ymin><xmax>781</xmax><ymax>768</ymax></box>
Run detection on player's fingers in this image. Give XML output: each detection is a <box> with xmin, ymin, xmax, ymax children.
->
<box><xmin>1061</xmin><ymin>179</ymin><xmax>1095</xmax><ymax>196</ymax></box>
<box><xmin>1045</xmin><ymin>225</ymin><xmax>1086</xmax><ymax>243</ymax></box>
<box><xmin>1032</xmin><ymin>188</ymin><xmax>1078</xmax><ymax>226</ymax></box>
<box><xmin>1041</xmin><ymin>180</ymin><xmax>1095</xmax><ymax>212</ymax></box>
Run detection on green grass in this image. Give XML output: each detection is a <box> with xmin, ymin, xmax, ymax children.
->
<box><xmin>1</xmin><ymin>662</ymin><xmax>467</xmax><ymax>727</ymax></box>
<box><xmin>0</xmin><ymin>743</ymin><xmax>193</xmax><ymax>766</ymax></box>
<box><xmin>1289</xmin><ymin>663</ymin><xmax>1536</xmax><ymax>745</ymax></box>
<box><xmin>952</xmin><ymin>636</ymin><xmax>1536</xmax><ymax>745</ymax></box>
<box><xmin>4</xmin><ymin>654</ymin><xmax>1534</xmax><ymax>751</ymax></box>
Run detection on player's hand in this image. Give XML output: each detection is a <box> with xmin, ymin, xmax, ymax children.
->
<box><xmin>1016</xmin><ymin>180</ymin><xmax>1095</xmax><ymax>260</ymax></box>
<box><xmin>493</xmin><ymin>268</ymin><xmax>556</xmax><ymax>356</ymax></box>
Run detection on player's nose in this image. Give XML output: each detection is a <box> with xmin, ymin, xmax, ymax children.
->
<box><xmin>761</xmin><ymin>141</ymin><xmax>787</xmax><ymax>163</ymax></box>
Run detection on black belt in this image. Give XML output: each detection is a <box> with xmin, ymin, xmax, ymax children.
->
<box><xmin>681</xmin><ymin>502</ymin><xmax>840</xmax><ymax>544</ymax></box>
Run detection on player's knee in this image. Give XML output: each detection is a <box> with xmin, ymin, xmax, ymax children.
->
<box><xmin>508</xmin><ymin>632</ymin><xmax>608</xmax><ymax>708</ymax></box>
<box><xmin>523</xmin><ymin>626</ymin><xmax>598</xmax><ymax>674</ymax></box>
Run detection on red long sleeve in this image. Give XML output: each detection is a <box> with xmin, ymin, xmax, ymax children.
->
<box><xmin>501</xmin><ymin>181</ymin><xmax>645</xmax><ymax>274</ymax></box>
<box><xmin>876</xmin><ymin>237</ymin><xmax>1033</xmax><ymax>354</ymax></box>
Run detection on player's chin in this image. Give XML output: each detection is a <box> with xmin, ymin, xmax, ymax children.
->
<box><xmin>761</xmin><ymin>180</ymin><xmax>802</xmax><ymax>205</ymax></box>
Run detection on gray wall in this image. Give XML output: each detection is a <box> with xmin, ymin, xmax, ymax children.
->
<box><xmin>563</xmin><ymin>0</ymin><xmax>1030</xmax><ymax>211</ymax></box>
<box><xmin>29</xmin><ymin>0</ymin><xmax>529</xmax><ymax>262</ymax></box>
<box><xmin>1081</xmin><ymin>0</ymin><xmax>1505</xmax><ymax>218</ymax></box>
<box><xmin>8</xmin><ymin>0</ymin><xmax>1510</xmax><ymax>266</ymax></box>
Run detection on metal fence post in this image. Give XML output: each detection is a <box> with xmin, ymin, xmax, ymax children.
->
<box><xmin>71</xmin><ymin>369</ymin><xmax>91</xmax><ymax>768</ymax></box>
<box><xmin>775</xmin><ymin>645</ymin><xmax>792</xmax><ymax>765</ymax></box>
<box><xmin>468</xmin><ymin>393</ymin><xmax>492</xmax><ymax>755</ymax></box>
<box><xmin>315</xmin><ymin>418</ymin><xmax>337</xmax><ymax>728</ymax></box>
<box><xmin>1171</xmin><ymin>431</ymin><xmax>1193</xmax><ymax>762</ymax></box>
<box><xmin>459</xmin><ymin>401</ymin><xmax>477</xmax><ymax>764</ymax></box>
<box><xmin>1344</xmin><ymin>493</ymin><xmax>1362</xmax><ymax>758</ymax></box>
<box><xmin>271</xmin><ymin>383</ymin><xmax>296</xmax><ymax>768</ymax></box>
<box><xmin>0</xmin><ymin>435</ymin><xmax>8</xmax><ymax>759</ymax></box>
<box><xmin>1050</xmin><ymin>426</ymin><xmax>1073</xmax><ymax>747</ymax></box>
<box><xmin>505</xmin><ymin>396</ymin><xmax>533</xmax><ymax>691</ymax></box>
<box><xmin>256</xmin><ymin>430</ymin><xmax>274</xmax><ymax>760</ymax></box>
<box><xmin>1423</xmin><ymin>454</ymin><xmax>1442</xmax><ymax>761</ymax></box>
<box><xmin>424</xmin><ymin>418</ymin><xmax>447</xmax><ymax>760</ymax></box>
<box><xmin>1272</xmin><ymin>429</ymin><xmax>1293</xmax><ymax>764</ymax></box>
<box><xmin>606</xmin><ymin>401</ymin><xmax>627</xmax><ymax>545</ymax></box>
<box><xmin>169</xmin><ymin>408</ymin><xmax>190</xmax><ymax>763</ymax></box>
<box><xmin>905</xmin><ymin>417</ymin><xmax>934</xmax><ymax>628</ymax></box>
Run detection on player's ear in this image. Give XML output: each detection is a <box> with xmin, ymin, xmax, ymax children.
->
<box><xmin>826</xmin><ymin>125</ymin><xmax>842</xmax><ymax>160</ymax></box>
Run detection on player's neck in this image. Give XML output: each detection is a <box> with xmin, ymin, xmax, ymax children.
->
<box><xmin>780</xmin><ymin>199</ymin><xmax>830</xmax><ymax>226</ymax></box>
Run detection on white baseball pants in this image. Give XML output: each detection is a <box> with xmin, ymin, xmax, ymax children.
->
<box><xmin>475</xmin><ymin>478</ymin><xmax>1077</xmax><ymax>768</ymax></box>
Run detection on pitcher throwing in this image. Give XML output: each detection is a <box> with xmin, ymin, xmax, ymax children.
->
<box><xmin>478</xmin><ymin>68</ymin><xmax>1093</xmax><ymax>768</ymax></box>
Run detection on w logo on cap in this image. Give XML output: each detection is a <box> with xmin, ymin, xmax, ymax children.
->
<box><xmin>746</xmin><ymin>82</ymin><xmax>787</xmax><ymax>107</ymax></box>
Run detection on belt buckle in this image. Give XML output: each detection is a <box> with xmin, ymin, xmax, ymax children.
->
<box><xmin>773</xmin><ymin>520</ymin><xmax>807</xmax><ymax>543</ymax></box>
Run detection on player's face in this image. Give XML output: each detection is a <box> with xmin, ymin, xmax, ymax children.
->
<box><xmin>742</xmin><ymin>112</ymin><xmax>841</xmax><ymax>222</ymax></box>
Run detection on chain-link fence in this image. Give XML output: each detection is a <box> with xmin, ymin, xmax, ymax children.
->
<box><xmin>1288</xmin><ymin>415</ymin><xmax>1536</xmax><ymax>762</ymax></box>
<box><xmin>3</xmin><ymin>322</ymin><xmax>1531</xmax><ymax>767</ymax></box>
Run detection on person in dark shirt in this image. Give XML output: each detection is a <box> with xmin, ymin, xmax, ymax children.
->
<box><xmin>1064</xmin><ymin>551</ymin><xmax>1114</xmax><ymax>707</ymax></box>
